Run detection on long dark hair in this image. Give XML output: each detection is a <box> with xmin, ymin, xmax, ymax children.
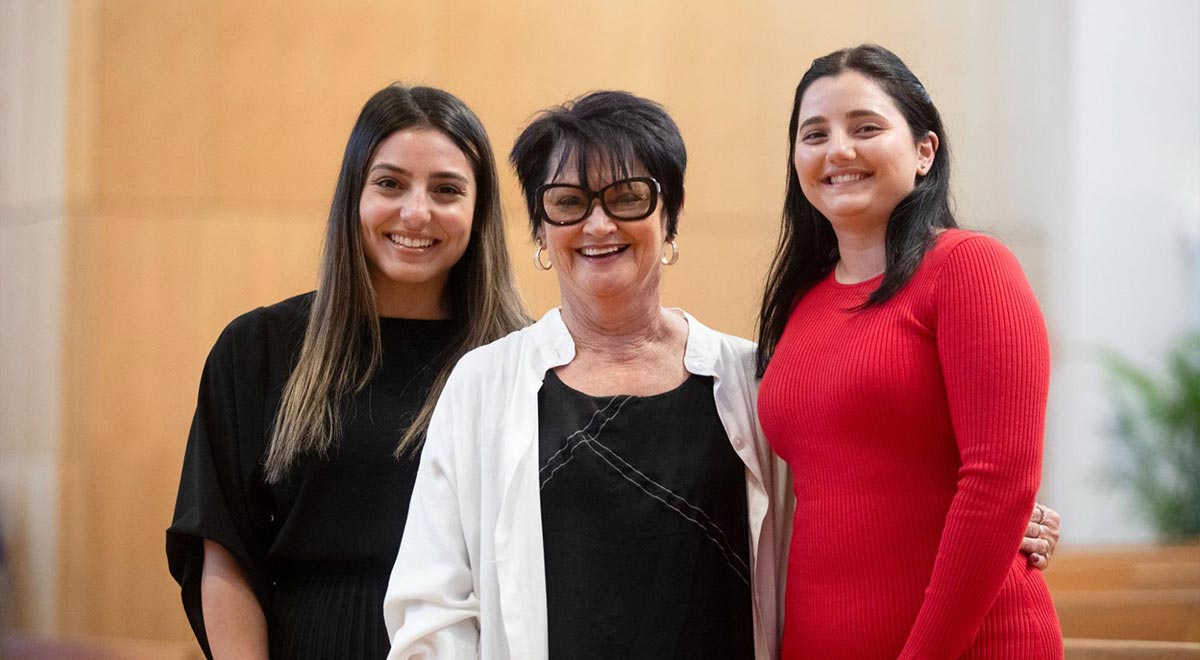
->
<box><xmin>264</xmin><ymin>84</ymin><xmax>529</xmax><ymax>482</ymax></box>
<box><xmin>756</xmin><ymin>44</ymin><xmax>956</xmax><ymax>376</ymax></box>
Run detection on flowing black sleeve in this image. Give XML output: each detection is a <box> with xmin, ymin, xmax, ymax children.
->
<box><xmin>166</xmin><ymin>311</ymin><xmax>277</xmax><ymax>660</ymax></box>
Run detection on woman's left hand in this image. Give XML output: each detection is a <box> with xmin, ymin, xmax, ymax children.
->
<box><xmin>1020</xmin><ymin>503</ymin><xmax>1060</xmax><ymax>570</ymax></box>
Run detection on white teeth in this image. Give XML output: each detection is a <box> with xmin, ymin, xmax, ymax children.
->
<box><xmin>828</xmin><ymin>173</ymin><xmax>869</xmax><ymax>184</ymax></box>
<box><xmin>388</xmin><ymin>234</ymin><xmax>435</xmax><ymax>248</ymax></box>
<box><xmin>580</xmin><ymin>245</ymin><xmax>623</xmax><ymax>257</ymax></box>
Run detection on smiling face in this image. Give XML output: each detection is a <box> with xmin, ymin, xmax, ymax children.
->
<box><xmin>793</xmin><ymin>70</ymin><xmax>937</xmax><ymax>236</ymax></box>
<box><xmin>358</xmin><ymin>128</ymin><xmax>475</xmax><ymax>316</ymax></box>
<box><xmin>537</xmin><ymin>159</ymin><xmax>671</xmax><ymax>311</ymax></box>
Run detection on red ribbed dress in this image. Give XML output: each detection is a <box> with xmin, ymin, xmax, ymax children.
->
<box><xmin>758</xmin><ymin>230</ymin><xmax>1062</xmax><ymax>659</ymax></box>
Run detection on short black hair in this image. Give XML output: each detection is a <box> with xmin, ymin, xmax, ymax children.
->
<box><xmin>509</xmin><ymin>90</ymin><xmax>687</xmax><ymax>239</ymax></box>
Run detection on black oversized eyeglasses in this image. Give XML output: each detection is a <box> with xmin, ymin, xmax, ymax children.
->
<box><xmin>536</xmin><ymin>177</ymin><xmax>661</xmax><ymax>226</ymax></box>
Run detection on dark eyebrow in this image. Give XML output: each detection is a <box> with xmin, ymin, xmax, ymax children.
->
<box><xmin>798</xmin><ymin>108</ymin><xmax>887</xmax><ymax>131</ymax></box>
<box><xmin>845</xmin><ymin>109</ymin><xmax>886</xmax><ymax>121</ymax></box>
<box><xmin>367</xmin><ymin>163</ymin><xmax>470</xmax><ymax>184</ymax></box>
<box><xmin>798</xmin><ymin>115</ymin><xmax>827</xmax><ymax>131</ymax></box>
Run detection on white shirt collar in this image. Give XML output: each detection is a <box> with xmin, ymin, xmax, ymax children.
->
<box><xmin>528</xmin><ymin>306</ymin><xmax>726</xmax><ymax>378</ymax></box>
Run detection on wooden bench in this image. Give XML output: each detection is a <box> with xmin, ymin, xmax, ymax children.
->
<box><xmin>1054</xmin><ymin>588</ymin><xmax>1200</xmax><ymax>642</ymax></box>
<box><xmin>1048</xmin><ymin>543</ymin><xmax>1200</xmax><ymax>642</ymax></box>
<box><xmin>1066</xmin><ymin>637</ymin><xmax>1200</xmax><ymax>659</ymax></box>
<box><xmin>1046</xmin><ymin>543</ymin><xmax>1200</xmax><ymax>592</ymax></box>
<box><xmin>0</xmin><ymin>635</ymin><xmax>202</xmax><ymax>660</ymax></box>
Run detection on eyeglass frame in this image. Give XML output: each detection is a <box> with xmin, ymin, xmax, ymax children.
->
<box><xmin>534</xmin><ymin>176</ymin><xmax>662</xmax><ymax>227</ymax></box>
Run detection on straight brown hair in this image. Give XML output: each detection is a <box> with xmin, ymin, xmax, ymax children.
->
<box><xmin>263</xmin><ymin>84</ymin><xmax>529</xmax><ymax>482</ymax></box>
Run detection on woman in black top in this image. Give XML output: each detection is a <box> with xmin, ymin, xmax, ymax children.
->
<box><xmin>538</xmin><ymin>371</ymin><xmax>755</xmax><ymax>658</ymax></box>
<box><xmin>166</xmin><ymin>84</ymin><xmax>528</xmax><ymax>660</ymax></box>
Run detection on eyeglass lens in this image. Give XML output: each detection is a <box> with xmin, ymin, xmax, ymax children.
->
<box><xmin>541</xmin><ymin>178</ymin><xmax>656</xmax><ymax>224</ymax></box>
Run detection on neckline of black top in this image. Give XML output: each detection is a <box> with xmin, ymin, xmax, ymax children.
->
<box><xmin>376</xmin><ymin>316</ymin><xmax>456</xmax><ymax>325</ymax></box>
<box><xmin>374</xmin><ymin>317</ymin><xmax>458</xmax><ymax>357</ymax></box>
<box><xmin>376</xmin><ymin>316</ymin><xmax>456</xmax><ymax>336</ymax></box>
<box><xmin>543</xmin><ymin>368</ymin><xmax>704</xmax><ymax>403</ymax></box>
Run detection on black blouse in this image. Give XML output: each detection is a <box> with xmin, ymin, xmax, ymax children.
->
<box><xmin>166</xmin><ymin>292</ymin><xmax>456</xmax><ymax>660</ymax></box>
<box><xmin>538</xmin><ymin>370</ymin><xmax>754</xmax><ymax>660</ymax></box>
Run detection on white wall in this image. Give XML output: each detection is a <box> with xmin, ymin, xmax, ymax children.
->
<box><xmin>0</xmin><ymin>0</ymin><xmax>68</xmax><ymax>634</ymax></box>
<box><xmin>1043</xmin><ymin>0</ymin><xmax>1200</xmax><ymax>544</ymax></box>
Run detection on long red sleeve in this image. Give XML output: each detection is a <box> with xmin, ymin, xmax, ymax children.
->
<box><xmin>759</xmin><ymin>230</ymin><xmax>1061</xmax><ymax>660</ymax></box>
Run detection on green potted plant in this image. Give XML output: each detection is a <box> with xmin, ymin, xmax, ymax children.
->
<box><xmin>1104</xmin><ymin>333</ymin><xmax>1200</xmax><ymax>540</ymax></box>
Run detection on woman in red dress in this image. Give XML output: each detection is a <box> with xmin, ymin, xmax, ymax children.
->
<box><xmin>756</xmin><ymin>44</ymin><xmax>1064</xmax><ymax>659</ymax></box>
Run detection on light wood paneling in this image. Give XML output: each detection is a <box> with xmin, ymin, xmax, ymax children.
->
<box><xmin>58</xmin><ymin>209</ymin><xmax>320</xmax><ymax>638</ymax></box>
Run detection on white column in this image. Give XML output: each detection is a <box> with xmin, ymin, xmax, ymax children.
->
<box><xmin>1045</xmin><ymin>0</ymin><xmax>1200</xmax><ymax>544</ymax></box>
<box><xmin>0</xmin><ymin>0</ymin><xmax>68</xmax><ymax>633</ymax></box>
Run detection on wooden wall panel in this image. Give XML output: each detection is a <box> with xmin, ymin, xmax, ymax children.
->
<box><xmin>60</xmin><ymin>0</ymin><xmax>1031</xmax><ymax>643</ymax></box>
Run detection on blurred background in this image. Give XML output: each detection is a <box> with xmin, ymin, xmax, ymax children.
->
<box><xmin>1</xmin><ymin>0</ymin><xmax>1197</xmax><ymax>657</ymax></box>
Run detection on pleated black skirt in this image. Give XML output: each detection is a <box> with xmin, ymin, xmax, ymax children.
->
<box><xmin>270</xmin><ymin>563</ymin><xmax>391</xmax><ymax>660</ymax></box>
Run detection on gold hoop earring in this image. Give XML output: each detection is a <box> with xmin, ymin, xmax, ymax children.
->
<box><xmin>660</xmin><ymin>240</ymin><xmax>679</xmax><ymax>266</ymax></box>
<box><xmin>534</xmin><ymin>244</ymin><xmax>552</xmax><ymax>271</ymax></box>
